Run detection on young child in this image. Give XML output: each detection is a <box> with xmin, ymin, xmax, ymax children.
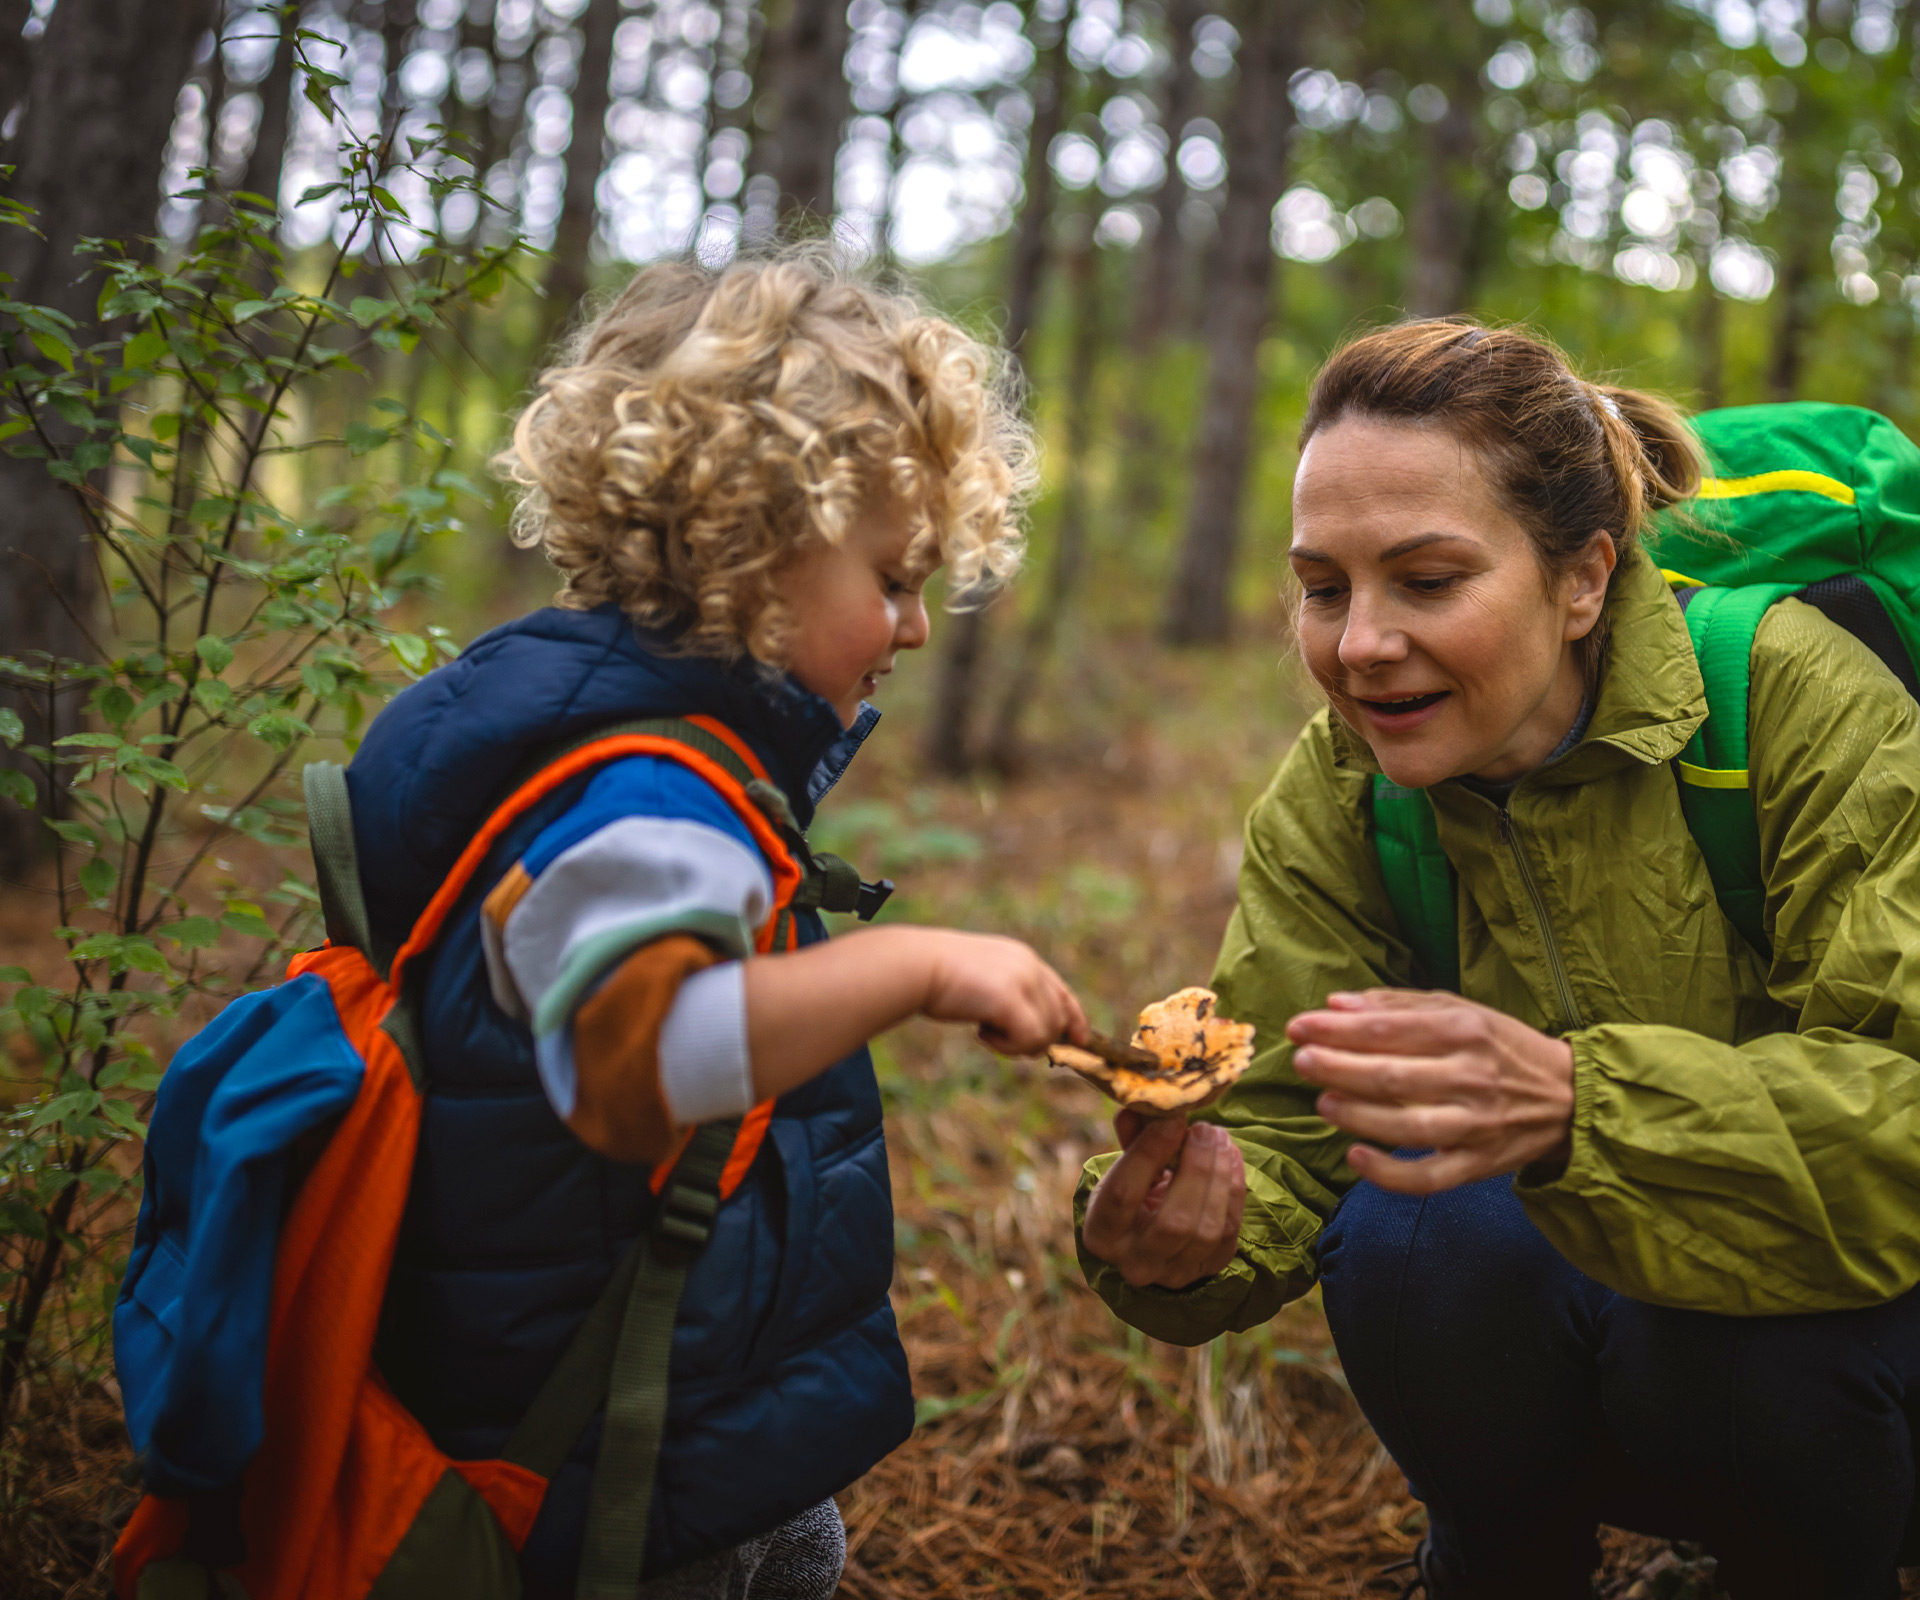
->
<box><xmin>339</xmin><ymin>252</ymin><xmax>1084</xmax><ymax>1600</ymax></box>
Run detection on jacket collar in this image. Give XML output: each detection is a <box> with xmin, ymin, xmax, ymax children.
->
<box><xmin>1326</xmin><ymin>550</ymin><xmax>1706</xmax><ymax>785</ymax></box>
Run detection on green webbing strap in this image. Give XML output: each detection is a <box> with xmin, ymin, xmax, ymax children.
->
<box><xmin>303</xmin><ymin>762</ymin><xmax>376</xmax><ymax>965</ymax></box>
<box><xmin>573</xmin><ymin>1119</ymin><xmax>739</xmax><ymax>1600</ymax></box>
<box><xmin>1368</xmin><ymin>776</ymin><xmax>1461</xmax><ymax>993</ymax></box>
<box><xmin>497</xmin><ymin>1118</ymin><xmax>742</xmax><ymax>1484</ymax></box>
<box><xmin>1673</xmin><ymin>582</ymin><xmax>1796</xmax><ymax>960</ymax></box>
<box><xmin>303</xmin><ymin>762</ymin><xmax>427</xmax><ymax>1086</ymax></box>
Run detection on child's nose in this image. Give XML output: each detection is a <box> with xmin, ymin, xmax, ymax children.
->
<box><xmin>896</xmin><ymin>593</ymin><xmax>931</xmax><ymax>649</ymax></box>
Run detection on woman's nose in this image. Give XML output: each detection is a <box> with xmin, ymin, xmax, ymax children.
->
<box><xmin>1337</xmin><ymin>593</ymin><xmax>1407</xmax><ymax>671</ymax></box>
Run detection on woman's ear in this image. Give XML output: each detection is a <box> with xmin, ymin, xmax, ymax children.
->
<box><xmin>1562</xmin><ymin>530</ymin><xmax>1618</xmax><ymax>642</ymax></box>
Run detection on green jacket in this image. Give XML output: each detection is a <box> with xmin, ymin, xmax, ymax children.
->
<box><xmin>1078</xmin><ymin>552</ymin><xmax>1920</xmax><ymax>1336</ymax></box>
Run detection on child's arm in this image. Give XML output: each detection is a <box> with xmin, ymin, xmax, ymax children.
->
<box><xmin>742</xmin><ymin>926</ymin><xmax>1086</xmax><ymax>1100</ymax></box>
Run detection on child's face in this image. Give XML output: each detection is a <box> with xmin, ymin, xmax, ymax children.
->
<box><xmin>776</xmin><ymin>498</ymin><xmax>932</xmax><ymax>727</ymax></box>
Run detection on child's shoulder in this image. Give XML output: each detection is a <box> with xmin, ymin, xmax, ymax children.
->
<box><xmin>524</xmin><ymin>752</ymin><xmax>766</xmax><ymax>877</ymax></box>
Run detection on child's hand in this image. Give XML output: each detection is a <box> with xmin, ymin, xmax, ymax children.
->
<box><xmin>919</xmin><ymin>930</ymin><xmax>1087</xmax><ymax>1056</ymax></box>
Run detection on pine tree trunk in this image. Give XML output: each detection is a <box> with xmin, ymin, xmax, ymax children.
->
<box><xmin>984</xmin><ymin>226</ymin><xmax>1101</xmax><ymax>772</ymax></box>
<box><xmin>749</xmin><ymin>0</ymin><xmax>852</xmax><ymax>228</ymax></box>
<box><xmin>541</xmin><ymin>0</ymin><xmax>619</xmax><ymax>357</ymax></box>
<box><xmin>1404</xmin><ymin>94</ymin><xmax>1479</xmax><ymax>317</ymax></box>
<box><xmin>1695</xmin><ymin>279</ymin><xmax>1724</xmax><ymax>411</ymax></box>
<box><xmin>0</xmin><ymin>0</ymin><xmax>217</xmax><ymax>876</ymax></box>
<box><xmin>1162</xmin><ymin>0</ymin><xmax>1299</xmax><ymax>646</ymax></box>
<box><xmin>1132</xmin><ymin>0</ymin><xmax>1203</xmax><ymax>349</ymax></box>
<box><xmin>923</xmin><ymin>25</ymin><xmax>1068</xmax><ymax>776</ymax></box>
<box><xmin>241</xmin><ymin>7</ymin><xmax>298</xmax><ymax>212</ymax></box>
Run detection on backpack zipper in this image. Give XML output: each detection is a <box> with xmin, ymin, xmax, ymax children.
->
<box><xmin>1498</xmin><ymin>806</ymin><xmax>1585</xmax><ymax>1031</ymax></box>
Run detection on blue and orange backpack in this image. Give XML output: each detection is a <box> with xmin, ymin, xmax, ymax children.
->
<box><xmin>112</xmin><ymin>715</ymin><xmax>883</xmax><ymax>1600</ymax></box>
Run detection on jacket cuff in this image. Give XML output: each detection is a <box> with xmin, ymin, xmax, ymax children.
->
<box><xmin>1514</xmin><ymin>1031</ymin><xmax>1603</xmax><ymax>1198</ymax></box>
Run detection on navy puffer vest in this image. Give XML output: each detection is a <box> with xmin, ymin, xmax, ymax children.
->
<box><xmin>344</xmin><ymin>606</ymin><xmax>913</xmax><ymax>1592</ymax></box>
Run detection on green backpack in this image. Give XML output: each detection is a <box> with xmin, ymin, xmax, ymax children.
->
<box><xmin>1371</xmin><ymin>402</ymin><xmax>1920</xmax><ymax>991</ymax></box>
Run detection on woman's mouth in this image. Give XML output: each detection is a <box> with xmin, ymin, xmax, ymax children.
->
<box><xmin>1352</xmin><ymin>690</ymin><xmax>1450</xmax><ymax>730</ymax></box>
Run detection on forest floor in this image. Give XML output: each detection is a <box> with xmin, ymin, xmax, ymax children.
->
<box><xmin>0</xmin><ymin>607</ymin><xmax>1875</xmax><ymax>1597</ymax></box>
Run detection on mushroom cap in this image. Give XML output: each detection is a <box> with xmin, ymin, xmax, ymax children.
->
<box><xmin>1048</xmin><ymin>986</ymin><xmax>1256</xmax><ymax>1115</ymax></box>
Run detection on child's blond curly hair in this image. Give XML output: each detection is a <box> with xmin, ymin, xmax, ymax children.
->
<box><xmin>499</xmin><ymin>249</ymin><xmax>1035</xmax><ymax>664</ymax></box>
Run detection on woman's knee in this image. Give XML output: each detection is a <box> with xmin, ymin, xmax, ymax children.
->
<box><xmin>1602</xmin><ymin>1295</ymin><xmax>1919</xmax><ymax>1589</ymax></box>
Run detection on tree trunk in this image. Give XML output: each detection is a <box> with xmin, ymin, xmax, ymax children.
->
<box><xmin>0</xmin><ymin>0</ymin><xmax>33</xmax><ymax>141</ymax></box>
<box><xmin>241</xmin><ymin>4</ymin><xmax>298</xmax><ymax>212</ymax></box>
<box><xmin>541</xmin><ymin>0</ymin><xmax>619</xmax><ymax>356</ymax></box>
<box><xmin>1695</xmin><ymin>278</ymin><xmax>1724</xmax><ymax>411</ymax></box>
<box><xmin>1404</xmin><ymin>88</ymin><xmax>1479</xmax><ymax>316</ymax></box>
<box><xmin>1768</xmin><ymin>236</ymin><xmax>1812</xmax><ymax>402</ymax></box>
<box><xmin>984</xmin><ymin>225</ymin><xmax>1100</xmax><ymax>772</ymax></box>
<box><xmin>749</xmin><ymin>0</ymin><xmax>852</xmax><ymax>228</ymax></box>
<box><xmin>0</xmin><ymin>0</ymin><xmax>217</xmax><ymax>877</ymax></box>
<box><xmin>1162</xmin><ymin>0</ymin><xmax>1298</xmax><ymax>646</ymax></box>
<box><xmin>1132</xmin><ymin>0</ymin><xmax>1203</xmax><ymax>349</ymax></box>
<box><xmin>923</xmin><ymin>22</ymin><xmax>1068</xmax><ymax>777</ymax></box>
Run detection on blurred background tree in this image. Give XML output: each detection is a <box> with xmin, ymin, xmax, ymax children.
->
<box><xmin>5</xmin><ymin>0</ymin><xmax>1920</xmax><ymax>1591</ymax></box>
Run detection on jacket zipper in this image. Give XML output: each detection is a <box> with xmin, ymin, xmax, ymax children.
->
<box><xmin>1499</xmin><ymin>806</ymin><xmax>1585</xmax><ymax>1032</ymax></box>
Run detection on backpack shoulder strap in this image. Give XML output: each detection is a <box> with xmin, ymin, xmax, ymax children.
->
<box><xmin>1368</xmin><ymin>776</ymin><xmax>1461</xmax><ymax>993</ymax></box>
<box><xmin>302</xmin><ymin>761</ymin><xmax>379</xmax><ymax>969</ymax></box>
<box><xmin>1671</xmin><ymin>581</ymin><xmax>1798</xmax><ymax>961</ymax></box>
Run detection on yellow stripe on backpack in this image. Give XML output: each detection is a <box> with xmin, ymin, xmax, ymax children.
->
<box><xmin>1696</xmin><ymin>470</ymin><xmax>1856</xmax><ymax>505</ymax></box>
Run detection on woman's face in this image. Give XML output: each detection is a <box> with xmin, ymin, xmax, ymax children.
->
<box><xmin>1288</xmin><ymin>416</ymin><xmax>1614</xmax><ymax>789</ymax></box>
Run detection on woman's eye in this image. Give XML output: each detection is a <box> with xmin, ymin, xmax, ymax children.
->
<box><xmin>1406</xmin><ymin>575</ymin><xmax>1460</xmax><ymax>596</ymax></box>
<box><xmin>1301</xmin><ymin>584</ymin><xmax>1345</xmax><ymax>602</ymax></box>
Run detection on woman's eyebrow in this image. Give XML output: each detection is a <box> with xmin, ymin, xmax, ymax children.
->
<box><xmin>1380</xmin><ymin>531</ymin><xmax>1478</xmax><ymax>560</ymax></box>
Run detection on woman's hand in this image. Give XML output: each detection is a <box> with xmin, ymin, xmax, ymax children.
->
<box><xmin>1080</xmin><ymin>1111</ymin><xmax>1246</xmax><ymax>1289</ymax></box>
<box><xmin>1288</xmin><ymin>988</ymin><xmax>1575</xmax><ymax>1194</ymax></box>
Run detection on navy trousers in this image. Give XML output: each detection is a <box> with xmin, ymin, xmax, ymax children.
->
<box><xmin>1318</xmin><ymin>1173</ymin><xmax>1920</xmax><ymax>1599</ymax></box>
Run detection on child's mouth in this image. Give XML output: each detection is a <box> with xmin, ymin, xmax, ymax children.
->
<box><xmin>1354</xmin><ymin>690</ymin><xmax>1449</xmax><ymax>729</ymax></box>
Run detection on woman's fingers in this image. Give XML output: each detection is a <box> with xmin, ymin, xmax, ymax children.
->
<box><xmin>1289</xmin><ymin>1001</ymin><xmax>1478</xmax><ymax>1056</ymax></box>
<box><xmin>1293</xmin><ymin>1043</ymin><xmax>1466</xmax><ymax>1100</ymax></box>
<box><xmin>1083</xmin><ymin>1121</ymin><xmax>1245</xmax><ymax>1290</ymax></box>
<box><xmin>1317</xmin><ymin>1094</ymin><xmax>1476</xmax><ymax>1150</ymax></box>
<box><xmin>1159</xmin><ymin>1132</ymin><xmax>1244</xmax><ymax>1285</ymax></box>
<box><xmin>1083</xmin><ymin>1115</ymin><xmax>1187</xmax><ymax>1244</ymax></box>
<box><xmin>1346</xmin><ymin>1141</ymin><xmax>1489</xmax><ymax>1195</ymax></box>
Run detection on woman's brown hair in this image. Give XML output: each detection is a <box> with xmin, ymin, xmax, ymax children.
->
<box><xmin>1298</xmin><ymin>320</ymin><xmax>1702</xmax><ymax>603</ymax></box>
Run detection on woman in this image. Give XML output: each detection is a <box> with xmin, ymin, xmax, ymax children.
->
<box><xmin>1077</xmin><ymin>322</ymin><xmax>1920</xmax><ymax>1599</ymax></box>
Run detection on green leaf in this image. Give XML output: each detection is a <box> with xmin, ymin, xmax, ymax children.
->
<box><xmin>0</xmin><ymin>965</ymin><xmax>29</xmax><ymax>982</ymax></box>
<box><xmin>195</xmin><ymin>634</ymin><xmax>235</xmax><ymax>674</ymax></box>
<box><xmin>231</xmin><ymin>299</ymin><xmax>276</xmax><ymax>322</ymax></box>
<box><xmin>159</xmin><ymin>916</ymin><xmax>219</xmax><ymax>950</ymax></box>
<box><xmin>100</xmin><ymin>1098</ymin><xmax>148</xmax><ymax>1138</ymax></box>
<box><xmin>0</xmin><ymin>708</ymin><xmax>21</xmax><ymax>746</ymax></box>
<box><xmin>295</xmin><ymin>181</ymin><xmax>344</xmax><ymax>206</ymax></box>
<box><xmin>29</xmin><ymin>1090</ymin><xmax>100</xmax><ymax>1132</ymax></box>
<box><xmin>389</xmin><ymin>633</ymin><xmax>430</xmax><ymax>674</ymax></box>
<box><xmin>122</xmin><ymin>326</ymin><xmax>168</xmax><ymax>370</ymax></box>
<box><xmin>54</xmin><ymin>731</ymin><xmax>122</xmax><ymax>748</ymax></box>
<box><xmin>78</xmin><ymin>856</ymin><xmax>116</xmax><ymax>901</ymax></box>
<box><xmin>343</xmin><ymin>420</ymin><xmax>391</xmax><ymax>456</ymax></box>
<box><xmin>0</xmin><ymin>769</ymin><xmax>34</xmax><ymax>807</ymax></box>
<box><xmin>29</xmin><ymin>329</ymin><xmax>74</xmax><ymax>369</ymax></box>
<box><xmin>348</xmin><ymin>296</ymin><xmax>396</xmax><ymax>326</ymax></box>
<box><xmin>221</xmin><ymin>908</ymin><xmax>275</xmax><ymax>940</ymax></box>
<box><xmin>91</xmin><ymin>682</ymin><xmax>136</xmax><ymax>728</ymax></box>
<box><xmin>246</xmin><ymin>711</ymin><xmax>310</xmax><ymax>751</ymax></box>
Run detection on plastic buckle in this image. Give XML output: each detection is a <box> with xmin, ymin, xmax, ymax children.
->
<box><xmin>651</xmin><ymin>1181</ymin><xmax>719</xmax><ymax>1262</ymax></box>
<box><xmin>854</xmin><ymin>879</ymin><xmax>894</xmax><ymax>922</ymax></box>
